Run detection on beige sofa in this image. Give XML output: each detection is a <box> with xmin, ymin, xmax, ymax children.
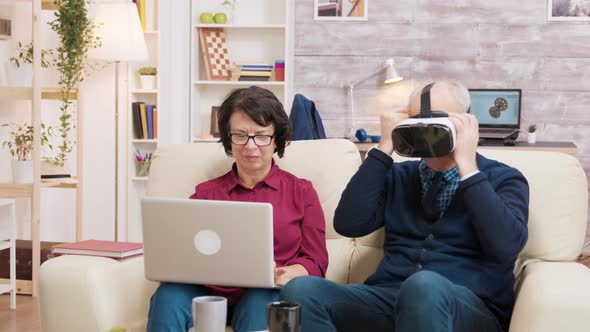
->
<box><xmin>40</xmin><ymin>139</ymin><xmax>590</xmax><ymax>332</ymax></box>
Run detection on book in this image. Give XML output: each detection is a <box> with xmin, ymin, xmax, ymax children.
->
<box><xmin>241</xmin><ymin>64</ymin><xmax>273</xmax><ymax>69</ymax></box>
<box><xmin>52</xmin><ymin>240</ymin><xmax>143</xmax><ymax>259</ymax></box>
<box><xmin>239</xmin><ymin>76</ymin><xmax>270</xmax><ymax>81</ymax></box>
<box><xmin>153</xmin><ymin>107</ymin><xmax>158</xmax><ymax>139</ymax></box>
<box><xmin>132</xmin><ymin>102</ymin><xmax>144</xmax><ymax>139</ymax></box>
<box><xmin>41</xmin><ymin>174</ymin><xmax>71</xmax><ymax>179</ymax></box>
<box><xmin>140</xmin><ymin>0</ymin><xmax>146</xmax><ymax>31</ymax></box>
<box><xmin>140</xmin><ymin>103</ymin><xmax>148</xmax><ymax>139</ymax></box>
<box><xmin>147</xmin><ymin>104</ymin><xmax>154</xmax><ymax>139</ymax></box>
<box><xmin>239</xmin><ymin>71</ymin><xmax>272</xmax><ymax>76</ymax></box>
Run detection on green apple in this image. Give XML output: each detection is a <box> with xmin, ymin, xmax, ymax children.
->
<box><xmin>199</xmin><ymin>12</ymin><xmax>214</xmax><ymax>24</ymax></box>
<box><xmin>214</xmin><ymin>13</ymin><xmax>227</xmax><ymax>24</ymax></box>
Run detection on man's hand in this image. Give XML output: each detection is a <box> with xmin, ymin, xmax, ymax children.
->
<box><xmin>377</xmin><ymin>110</ymin><xmax>409</xmax><ymax>155</ymax></box>
<box><xmin>449</xmin><ymin>113</ymin><xmax>479</xmax><ymax>177</ymax></box>
<box><xmin>274</xmin><ymin>264</ymin><xmax>309</xmax><ymax>286</ymax></box>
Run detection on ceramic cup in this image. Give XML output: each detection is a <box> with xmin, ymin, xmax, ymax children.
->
<box><xmin>192</xmin><ymin>296</ymin><xmax>227</xmax><ymax>332</ymax></box>
<box><xmin>267</xmin><ymin>301</ymin><xmax>301</xmax><ymax>332</ymax></box>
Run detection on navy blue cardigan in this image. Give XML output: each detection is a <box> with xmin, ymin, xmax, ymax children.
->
<box><xmin>334</xmin><ymin>148</ymin><xmax>529</xmax><ymax>329</ymax></box>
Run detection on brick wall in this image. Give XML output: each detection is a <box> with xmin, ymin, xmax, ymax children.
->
<box><xmin>293</xmin><ymin>0</ymin><xmax>590</xmax><ymax>246</ymax></box>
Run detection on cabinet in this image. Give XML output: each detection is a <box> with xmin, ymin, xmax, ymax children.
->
<box><xmin>190</xmin><ymin>0</ymin><xmax>293</xmax><ymax>140</ymax></box>
<box><xmin>0</xmin><ymin>0</ymin><xmax>83</xmax><ymax>296</ymax></box>
<box><xmin>126</xmin><ymin>1</ymin><xmax>160</xmax><ymax>242</ymax></box>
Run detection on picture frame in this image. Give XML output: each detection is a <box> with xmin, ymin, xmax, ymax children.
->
<box><xmin>314</xmin><ymin>0</ymin><xmax>368</xmax><ymax>21</ymax></box>
<box><xmin>548</xmin><ymin>0</ymin><xmax>590</xmax><ymax>21</ymax></box>
<box><xmin>210</xmin><ymin>106</ymin><xmax>221</xmax><ymax>137</ymax></box>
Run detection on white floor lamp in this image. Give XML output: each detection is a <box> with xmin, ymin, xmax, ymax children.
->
<box><xmin>347</xmin><ymin>58</ymin><xmax>403</xmax><ymax>138</ymax></box>
<box><xmin>88</xmin><ymin>3</ymin><xmax>148</xmax><ymax>241</ymax></box>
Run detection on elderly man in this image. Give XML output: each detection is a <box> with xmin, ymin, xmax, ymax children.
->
<box><xmin>280</xmin><ymin>81</ymin><xmax>529</xmax><ymax>332</ymax></box>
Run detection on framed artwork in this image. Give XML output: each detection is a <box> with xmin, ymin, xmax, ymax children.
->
<box><xmin>548</xmin><ymin>0</ymin><xmax>590</xmax><ymax>21</ymax></box>
<box><xmin>314</xmin><ymin>0</ymin><xmax>368</xmax><ymax>21</ymax></box>
<box><xmin>198</xmin><ymin>27</ymin><xmax>231</xmax><ymax>80</ymax></box>
<box><xmin>210</xmin><ymin>106</ymin><xmax>221</xmax><ymax>137</ymax></box>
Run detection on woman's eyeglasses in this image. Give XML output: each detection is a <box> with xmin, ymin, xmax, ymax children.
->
<box><xmin>230</xmin><ymin>133</ymin><xmax>274</xmax><ymax>147</ymax></box>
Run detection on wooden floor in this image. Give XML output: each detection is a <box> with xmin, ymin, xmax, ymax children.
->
<box><xmin>0</xmin><ymin>294</ymin><xmax>40</xmax><ymax>332</ymax></box>
<box><xmin>0</xmin><ymin>258</ymin><xmax>588</xmax><ymax>332</ymax></box>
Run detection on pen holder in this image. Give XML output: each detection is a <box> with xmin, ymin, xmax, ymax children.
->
<box><xmin>136</xmin><ymin>159</ymin><xmax>152</xmax><ymax>177</ymax></box>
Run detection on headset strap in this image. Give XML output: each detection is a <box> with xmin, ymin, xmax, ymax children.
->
<box><xmin>420</xmin><ymin>82</ymin><xmax>436</xmax><ymax>117</ymax></box>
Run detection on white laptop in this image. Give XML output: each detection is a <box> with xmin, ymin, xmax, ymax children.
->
<box><xmin>141</xmin><ymin>197</ymin><xmax>278</xmax><ymax>288</ymax></box>
<box><xmin>469</xmin><ymin>89</ymin><xmax>522</xmax><ymax>140</ymax></box>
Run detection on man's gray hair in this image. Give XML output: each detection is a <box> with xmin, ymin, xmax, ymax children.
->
<box><xmin>408</xmin><ymin>81</ymin><xmax>471</xmax><ymax>113</ymax></box>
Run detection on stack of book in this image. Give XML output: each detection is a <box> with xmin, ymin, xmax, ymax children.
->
<box><xmin>238</xmin><ymin>64</ymin><xmax>273</xmax><ymax>81</ymax></box>
<box><xmin>132</xmin><ymin>102</ymin><xmax>158</xmax><ymax>139</ymax></box>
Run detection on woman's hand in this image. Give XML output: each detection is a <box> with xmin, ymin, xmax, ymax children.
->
<box><xmin>274</xmin><ymin>264</ymin><xmax>309</xmax><ymax>286</ymax></box>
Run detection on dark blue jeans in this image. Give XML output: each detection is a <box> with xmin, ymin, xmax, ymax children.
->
<box><xmin>147</xmin><ymin>283</ymin><xmax>279</xmax><ymax>332</ymax></box>
<box><xmin>280</xmin><ymin>271</ymin><xmax>502</xmax><ymax>332</ymax></box>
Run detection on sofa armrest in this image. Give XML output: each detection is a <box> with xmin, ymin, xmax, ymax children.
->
<box><xmin>509</xmin><ymin>261</ymin><xmax>590</xmax><ymax>332</ymax></box>
<box><xmin>40</xmin><ymin>255</ymin><xmax>158</xmax><ymax>332</ymax></box>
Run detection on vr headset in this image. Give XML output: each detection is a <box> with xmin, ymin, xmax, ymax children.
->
<box><xmin>392</xmin><ymin>83</ymin><xmax>456</xmax><ymax>158</ymax></box>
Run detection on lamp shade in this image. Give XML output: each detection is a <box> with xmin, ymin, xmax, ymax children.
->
<box><xmin>384</xmin><ymin>59</ymin><xmax>403</xmax><ymax>84</ymax></box>
<box><xmin>88</xmin><ymin>3</ymin><xmax>148</xmax><ymax>62</ymax></box>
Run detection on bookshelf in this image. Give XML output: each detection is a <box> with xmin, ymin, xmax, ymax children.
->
<box><xmin>126</xmin><ymin>0</ymin><xmax>159</xmax><ymax>242</ymax></box>
<box><xmin>0</xmin><ymin>0</ymin><xmax>83</xmax><ymax>296</ymax></box>
<box><xmin>190</xmin><ymin>0</ymin><xmax>294</xmax><ymax>140</ymax></box>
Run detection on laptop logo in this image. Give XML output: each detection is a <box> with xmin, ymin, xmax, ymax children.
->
<box><xmin>194</xmin><ymin>230</ymin><xmax>221</xmax><ymax>255</ymax></box>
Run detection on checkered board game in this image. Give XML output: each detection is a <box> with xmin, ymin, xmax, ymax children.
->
<box><xmin>198</xmin><ymin>28</ymin><xmax>231</xmax><ymax>80</ymax></box>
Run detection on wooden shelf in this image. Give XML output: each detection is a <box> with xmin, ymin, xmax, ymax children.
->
<box><xmin>0</xmin><ymin>87</ymin><xmax>32</xmax><ymax>100</ymax></box>
<box><xmin>42</xmin><ymin>177</ymin><xmax>79</xmax><ymax>189</ymax></box>
<box><xmin>132</xmin><ymin>177</ymin><xmax>149</xmax><ymax>181</ymax></box>
<box><xmin>0</xmin><ymin>86</ymin><xmax>77</xmax><ymax>101</ymax></box>
<box><xmin>41</xmin><ymin>88</ymin><xmax>77</xmax><ymax>100</ymax></box>
<box><xmin>41</xmin><ymin>0</ymin><xmax>58</xmax><ymax>10</ymax></box>
<box><xmin>192</xmin><ymin>137</ymin><xmax>219</xmax><ymax>142</ymax></box>
<box><xmin>131</xmin><ymin>88</ymin><xmax>158</xmax><ymax>94</ymax></box>
<box><xmin>194</xmin><ymin>24</ymin><xmax>285</xmax><ymax>29</ymax></box>
<box><xmin>193</xmin><ymin>80</ymin><xmax>285</xmax><ymax>86</ymax></box>
<box><xmin>0</xmin><ymin>177</ymin><xmax>79</xmax><ymax>198</ymax></box>
<box><xmin>131</xmin><ymin>139</ymin><xmax>159</xmax><ymax>143</ymax></box>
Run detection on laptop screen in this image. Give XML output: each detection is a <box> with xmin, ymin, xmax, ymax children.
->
<box><xmin>468</xmin><ymin>89</ymin><xmax>522</xmax><ymax>129</ymax></box>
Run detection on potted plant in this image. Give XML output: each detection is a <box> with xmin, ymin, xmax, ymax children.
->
<box><xmin>1</xmin><ymin>123</ymin><xmax>53</xmax><ymax>183</ymax></box>
<box><xmin>138</xmin><ymin>66</ymin><xmax>157</xmax><ymax>89</ymax></box>
<box><xmin>6</xmin><ymin>41</ymin><xmax>53</xmax><ymax>86</ymax></box>
<box><xmin>527</xmin><ymin>123</ymin><xmax>537</xmax><ymax>144</ymax></box>
<box><xmin>48</xmin><ymin>0</ymin><xmax>100</xmax><ymax>167</ymax></box>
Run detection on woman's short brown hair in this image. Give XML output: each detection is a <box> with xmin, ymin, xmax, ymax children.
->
<box><xmin>217</xmin><ymin>86</ymin><xmax>292</xmax><ymax>158</ymax></box>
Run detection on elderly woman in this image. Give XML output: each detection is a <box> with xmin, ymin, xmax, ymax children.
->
<box><xmin>147</xmin><ymin>86</ymin><xmax>329</xmax><ymax>332</ymax></box>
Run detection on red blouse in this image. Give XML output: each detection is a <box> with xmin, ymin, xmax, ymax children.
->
<box><xmin>189</xmin><ymin>162</ymin><xmax>328</xmax><ymax>304</ymax></box>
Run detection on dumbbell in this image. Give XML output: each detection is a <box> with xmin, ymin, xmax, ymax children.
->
<box><xmin>355</xmin><ymin>128</ymin><xmax>381</xmax><ymax>143</ymax></box>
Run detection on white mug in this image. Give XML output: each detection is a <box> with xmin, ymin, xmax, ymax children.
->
<box><xmin>192</xmin><ymin>296</ymin><xmax>227</xmax><ymax>332</ymax></box>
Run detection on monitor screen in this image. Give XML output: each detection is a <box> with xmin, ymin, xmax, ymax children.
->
<box><xmin>468</xmin><ymin>89</ymin><xmax>521</xmax><ymax>128</ymax></box>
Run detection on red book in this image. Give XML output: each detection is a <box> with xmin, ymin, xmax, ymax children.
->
<box><xmin>52</xmin><ymin>240</ymin><xmax>143</xmax><ymax>259</ymax></box>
